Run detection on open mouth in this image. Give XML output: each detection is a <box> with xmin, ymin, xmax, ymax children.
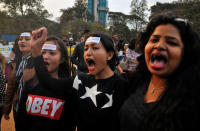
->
<box><xmin>44</xmin><ymin>62</ymin><xmax>49</xmax><ymax>66</ymax></box>
<box><xmin>150</xmin><ymin>53</ymin><xmax>167</xmax><ymax>69</ymax></box>
<box><xmin>20</xmin><ymin>44</ymin><xmax>26</xmax><ymax>48</ymax></box>
<box><xmin>86</xmin><ymin>59</ymin><xmax>96</xmax><ymax>71</ymax></box>
<box><xmin>87</xmin><ymin>59</ymin><xmax>95</xmax><ymax>66</ymax></box>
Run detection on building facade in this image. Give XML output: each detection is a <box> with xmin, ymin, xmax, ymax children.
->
<box><xmin>76</xmin><ymin>0</ymin><xmax>109</xmax><ymax>26</ymax></box>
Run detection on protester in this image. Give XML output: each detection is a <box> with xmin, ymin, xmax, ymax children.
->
<box><xmin>70</xmin><ymin>29</ymin><xmax>91</xmax><ymax>74</ymax></box>
<box><xmin>112</xmin><ymin>34</ymin><xmax>119</xmax><ymax>51</ymax></box>
<box><xmin>16</xmin><ymin>30</ymin><xmax>77</xmax><ymax>131</ymax></box>
<box><xmin>2</xmin><ymin>31</ymin><xmax>33</xmax><ymax>130</ymax></box>
<box><xmin>73</xmin><ymin>33</ymin><xmax>128</xmax><ymax>131</ymax></box>
<box><xmin>9</xmin><ymin>36</ymin><xmax>22</xmax><ymax>64</ymax></box>
<box><xmin>0</xmin><ymin>52</ymin><xmax>8</xmax><ymax>75</ymax></box>
<box><xmin>111</xmin><ymin>34</ymin><xmax>123</xmax><ymax>75</ymax></box>
<box><xmin>119</xmin><ymin>12</ymin><xmax>200</xmax><ymax>130</ymax></box>
<box><xmin>126</xmin><ymin>38</ymin><xmax>141</xmax><ymax>72</ymax></box>
<box><xmin>61</xmin><ymin>35</ymin><xmax>69</xmax><ymax>46</ymax></box>
<box><xmin>123</xmin><ymin>43</ymin><xmax>129</xmax><ymax>54</ymax></box>
<box><xmin>121</xmin><ymin>38</ymin><xmax>141</xmax><ymax>80</ymax></box>
<box><xmin>0</xmin><ymin>66</ymin><xmax>6</xmax><ymax>129</ymax></box>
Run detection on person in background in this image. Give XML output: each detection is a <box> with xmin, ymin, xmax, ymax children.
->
<box><xmin>123</xmin><ymin>43</ymin><xmax>129</xmax><ymax>54</ymax></box>
<box><xmin>124</xmin><ymin>38</ymin><xmax>141</xmax><ymax>80</ymax></box>
<box><xmin>112</xmin><ymin>34</ymin><xmax>119</xmax><ymax>51</ymax></box>
<box><xmin>73</xmin><ymin>33</ymin><xmax>128</xmax><ymax>131</ymax></box>
<box><xmin>61</xmin><ymin>35</ymin><xmax>69</xmax><ymax>46</ymax></box>
<box><xmin>2</xmin><ymin>41</ymin><xmax>8</xmax><ymax>46</ymax></box>
<box><xmin>70</xmin><ymin>29</ymin><xmax>91</xmax><ymax>74</ymax></box>
<box><xmin>0</xmin><ymin>66</ymin><xmax>6</xmax><ymax>129</ymax></box>
<box><xmin>111</xmin><ymin>34</ymin><xmax>123</xmax><ymax>75</ymax></box>
<box><xmin>119</xmin><ymin>12</ymin><xmax>200</xmax><ymax>131</ymax></box>
<box><xmin>0</xmin><ymin>52</ymin><xmax>8</xmax><ymax>75</ymax></box>
<box><xmin>9</xmin><ymin>36</ymin><xmax>22</xmax><ymax>64</ymax></box>
<box><xmin>7</xmin><ymin>36</ymin><xmax>22</xmax><ymax>81</ymax></box>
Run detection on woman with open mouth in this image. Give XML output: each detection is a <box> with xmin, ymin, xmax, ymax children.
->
<box><xmin>2</xmin><ymin>31</ymin><xmax>33</xmax><ymax>130</ymax></box>
<box><xmin>119</xmin><ymin>12</ymin><xmax>200</xmax><ymax>131</ymax></box>
<box><xmin>72</xmin><ymin>33</ymin><xmax>128</xmax><ymax>131</ymax></box>
<box><xmin>15</xmin><ymin>28</ymin><xmax>77</xmax><ymax>131</ymax></box>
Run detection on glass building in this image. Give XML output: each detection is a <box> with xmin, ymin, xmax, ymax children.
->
<box><xmin>77</xmin><ymin>0</ymin><xmax>109</xmax><ymax>26</ymax></box>
<box><xmin>98</xmin><ymin>0</ymin><xmax>108</xmax><ymax>25</ymax></box>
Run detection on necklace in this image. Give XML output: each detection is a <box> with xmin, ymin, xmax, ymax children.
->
<box><xmin>151</xmin><ymin>86</ymin><xmax>165</xmax><ymax>94</ymax></box>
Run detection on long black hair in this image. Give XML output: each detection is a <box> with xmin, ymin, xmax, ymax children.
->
<box><xmin>131</xmin><ymin>12</ymin><xmax>200</xmax><ymax>130</ymax></box>
<box><xmin>45</xmin><ymin>36</ymin><xmax>71</xmax><ymax>78</ymax></box>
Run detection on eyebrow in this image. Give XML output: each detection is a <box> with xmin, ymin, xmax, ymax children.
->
<box><xmin>151</xmin><ymin>35</ymin><xmax>179</xmax><ymax>41</ymax></box>
<box><xmin>165</xmin><ymin>36</ymin><xmax>179</xmax><ymax>41</ymax></box>
<box><xmin>19</xmin><ymin>36</ymin><xmax>31</xmax><ymax>39</ymax></box>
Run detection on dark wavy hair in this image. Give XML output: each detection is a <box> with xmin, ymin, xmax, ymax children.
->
<box><xmin>86</xmin><ymin>33</ymin><xmax>119</xmax><ymax>71</ymax></box>
<box><xmin>12</xmin><ymin>36</ymin><xmax>22</xmax><ymax>69</ymax></box>
<box><xmin>45</xmin><ymin>35</ymin><xmax>71</xmax><ymax>78</ymax></box>
<box><xmin>128</xmin><ymin>38</ymin><xmax>137</xmax><ymax>50</ymax></box>
<box><xmin>130</xmin><ymin>12</ymin><xmax>200</xmax><ymax>130</ymax></box>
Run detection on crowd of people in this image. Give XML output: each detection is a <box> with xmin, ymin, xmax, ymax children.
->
<box><xmin>0</xmin><ymin>11</ymin><xmax>200</xmax><ymax>131</ymax></box>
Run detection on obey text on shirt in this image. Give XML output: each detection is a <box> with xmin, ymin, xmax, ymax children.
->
<box><xmin>26</xmin><ymin>94</ymin><xmax>65</xmax><ymax>120</ymax></box>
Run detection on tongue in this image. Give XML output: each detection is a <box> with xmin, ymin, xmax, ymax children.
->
<box><xmin>88</xmin><ymin>64</ymin><xmax>95</xmax><ymax>71</ymax></box>
<box><xmin>151</xmin><ymin>60</ymin><xmax>166</xmax><ymax>69</ymax></box>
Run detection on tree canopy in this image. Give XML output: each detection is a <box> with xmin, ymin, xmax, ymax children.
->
<box><xmin>1</xmin><ymin>0</ymin><xmax>200</xmax><ymax>42</ymax></box>
<box><xmin>150</xmin><ymin>1</ymin><xmax>200</xmax><ymax>35</ymax></box>
<box><xmin>0</xmin><ymin>0</ymin><xmax>59</xmax><ymax>35</ymax></box>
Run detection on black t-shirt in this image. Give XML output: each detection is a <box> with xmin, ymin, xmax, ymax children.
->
<box><xmin>70</xmin><ymin>42</ymin><xmax>88</xmax><ymax>73</ymax></box>
<box><xmin>17</xmin><ymin>56</ymin><xmax>77</xmax><ymax>131</ymax></box>
<box><xmin>119</xmin><ymin>82</ymin><xmax>157</xmax><ymax>131</ymax></box>
<box><xmin>73</xmin><ymin>72</ymin><xmax>128</xmax><ymax>131</ymax></box>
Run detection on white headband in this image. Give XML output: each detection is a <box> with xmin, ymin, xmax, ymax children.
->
<box><xmin>175</xmin><ymin>18</ymin><xmax>188</xmax><ymax>24</ymax></box>
<box><xmin>86</xmin><ymin>37</ymin><xmax>101</xmax><ymax>44</ymax></box>
<box><xmin>20</xmin><ymin>32</ymin><xmax>31</xmax><ymax>37</ymax></box>
<box><xmin>42</xmin><ymin>44</ymin><xmax>56</xmax><ymax>50</ymax></box>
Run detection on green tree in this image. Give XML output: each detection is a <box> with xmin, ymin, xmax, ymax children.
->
<box><xmin>108</xmin><ymin>12</ymin><xmax>139</xmax><ymax>41</ymax></box>
<box><xmin>0</xmin><ymin>0</ymin><xmax>50</xmax><ymax>17</ymax></box>
<box><xmin>178</xmin><ymin>0</ymin><xmax>200</xmax><ymax>2</ymax></box>
<box><xmin>108</xmin><ymin>12</ymin><xmax>128</xmax><ymax>26</ymax></box>
<box><xmin>0</xmin><ymin>0</ymin><xmax>57</xmax><ymax>35</ymax></box>
<box><xmin>150</xmin><ymin>1</ymin><xmax>200</xmax><ymax>35</ymax></box>
<box><xmin>60</xmin><ymin>0</ymin><xmax>90</xmax><ymax>25</ymax></box>
<box><xmin>0</xmin><ymin>11</ymin><xmax>15</xmax><ymax>34</ymax></box>
<box><xmin>62</xmin><ymin>19</ymin><xmax>110</xmax><ymax>42</ymax></box>
<box><xmin>130</xmin><ymin>0</ymin><xmax>148</xmax><ymax>32</ymax></box>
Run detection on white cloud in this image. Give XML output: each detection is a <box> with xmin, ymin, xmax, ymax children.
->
<box><xmin>108</xmin><ymin>0</ymin><xmax>131</xmax><ymax>14</ymax></box>
<box><xmin>43</xmin><ymin>0</ymin><xmax>75</xmax><ymax>20</ymax></box>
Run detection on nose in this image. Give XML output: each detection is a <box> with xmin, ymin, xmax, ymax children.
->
<box><xmin>43</xmin><ymin>53</ymin><xmax>49</xmax><ymax>60</ymax></box>
<box><xmin>85</xmin><ymin>47</ymin><xmax>92</xmax><ymax>56</ymax></box>
<box><xmin>154</xmin><ymin>39</ymin><xmax>167</xmax><ymax>50</ymax></box>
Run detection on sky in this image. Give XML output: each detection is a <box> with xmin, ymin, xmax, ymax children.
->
<box><xmin>43</xmin><ymin>0</ymin><xmax>176</xmax><ymax>21</ymax></box>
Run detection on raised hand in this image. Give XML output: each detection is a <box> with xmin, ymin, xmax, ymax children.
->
<box><xmin>30</xmin><ymin>27</ymin><xmax>47</xmax><ymax>57</ymax></box>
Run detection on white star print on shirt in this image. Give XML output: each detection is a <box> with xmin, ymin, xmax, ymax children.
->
<box><xmin>73</xmin><ymin>76</ymin><xmax>82</xmax><ymax>90</ymax></box>
<box><xmin>102</xmin><ymin>93</ymin><xmax>113</xmax><ymax>109</ymax></box>
<box><xmin>80</xmin><ymin>84</ymin><xmax>101</xmax><ymax>107</ymax></box>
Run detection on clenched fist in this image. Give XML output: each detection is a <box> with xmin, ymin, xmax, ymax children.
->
<box><xmin>30</xmin><ymin>27</ymin><xmax>48</xmax><ymax>57</ymax></box>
